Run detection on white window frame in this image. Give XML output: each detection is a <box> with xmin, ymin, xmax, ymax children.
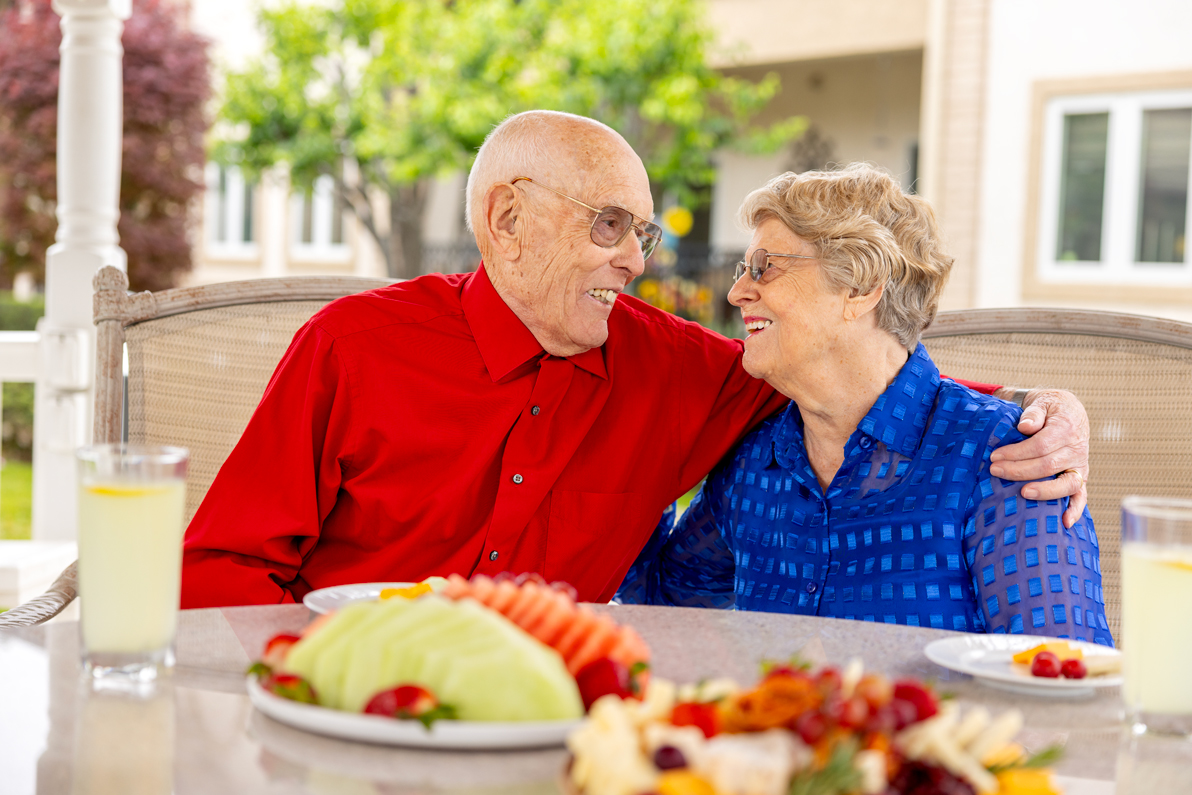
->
<box><xmin>289</xmin><ymin>174</ymin><xmax>351</xmax><ymax>263</ymax></box>
<box><xmin>204</xmin><ymin>162</ymin><xmax>259</xmax><ymax>259</ymax></box>
<box><xmin>1037</xmin><ymin>88</ymin><xmax>1192</xmax><ymax>286</ymax></box>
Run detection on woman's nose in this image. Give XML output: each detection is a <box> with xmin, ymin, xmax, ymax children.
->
<box><xmin>727</xmin><ymin>270</ymin><xmax>755</xmax><ymax>307</ymax></box>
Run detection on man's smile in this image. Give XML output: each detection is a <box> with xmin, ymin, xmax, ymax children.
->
<box><xmin>586</xmin><ymin>288</ymin><xmax>619</xmax><ymax>307</ymax></box>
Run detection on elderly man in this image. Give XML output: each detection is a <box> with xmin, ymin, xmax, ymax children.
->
<box><xmin>181</xmin><ymin>111</ymin><xmax>1089</xmax><ymax>608</ymax></box>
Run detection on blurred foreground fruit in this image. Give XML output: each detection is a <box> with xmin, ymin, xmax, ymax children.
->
<box><xmin>262</xmin><ymin>672</ymin><xmax>318</xmax><ymax>704</ymax></box>
<box><xmin>262</xmin><ymin>633</ymin><xmax>301</xmax><ymax>669</ymax></box>
<box><xmin>363</xmin><ymin>684</ymin><xmax>456</xmax><ymax>727</ymax></box>
<box><xmin>577</xmin><ymin>657</ymin><xmax>635</xmax><ymax>710</ymax></box>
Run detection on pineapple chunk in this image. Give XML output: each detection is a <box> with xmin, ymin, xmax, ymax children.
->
<box><xmin>380</xmin><ymin>582</ymin><xmax>432</xmax><ymax>600</ymax></box>
<box><xmin>1010</xmin><ymin>641</ymin><xmax>1082</xmax><ymax>665</ymax></box>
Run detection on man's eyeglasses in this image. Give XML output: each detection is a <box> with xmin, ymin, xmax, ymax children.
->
<box><xmin>512</xmin><ymin>177</ymin><xmax>662</xmax><ymax>260</ymax></box>
<box><xmin>733</xmin><ymin>248</ymin><xmax>818</xmax><ymax>282</ymax></box>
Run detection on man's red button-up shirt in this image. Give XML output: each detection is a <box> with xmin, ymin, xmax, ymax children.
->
<box><xmin>180</xmin><ymin>266</ymin><xmax>792</xmax><ymax>606</ymax></box>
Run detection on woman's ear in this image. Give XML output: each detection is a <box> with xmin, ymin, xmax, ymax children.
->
<box><xmin>844</xmin><ymin>282</ymin><xmax>884</xmax><ymax>321</ymax></box>
<box><xmin>483</xmin><ymin>183</ymin><xmax>523</xmax><ymax>262</ymax></box>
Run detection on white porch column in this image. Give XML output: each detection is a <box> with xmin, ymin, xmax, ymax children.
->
<box><xmin>33</xmin><ymin>0</ymin><xmax>132</xmax><ymax>540</ymax></box>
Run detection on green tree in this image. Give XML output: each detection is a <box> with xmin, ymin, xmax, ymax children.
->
<box><xmin>217</xmin><ymin>0</ymin><xmax>805</xmax><ymax>280</ymax></box>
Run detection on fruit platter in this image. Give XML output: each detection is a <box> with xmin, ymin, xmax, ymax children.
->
<box><xmin>248</xmin><ymin>572</ymin><xmax>1066</xmax><ymax>792</ymax></box>
<box><xmin>247</xmin><ymin>574</ymin><xmax>651</xmax><ymax>749</ymax></box>
<box><xmin>566</xmin><ymin>662</ymin><xmax>1063</xmax><ymax>795</ymax></box>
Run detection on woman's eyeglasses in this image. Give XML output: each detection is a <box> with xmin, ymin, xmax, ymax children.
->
<box><xmin>512</xmin><ymin>177</ymin><xmax>663</xmax><ymax>260</ymax></box>
<box><xmin>733</xmin><ymin>248</ymin><xmax>818</xmax><ymax>282</ymax></box>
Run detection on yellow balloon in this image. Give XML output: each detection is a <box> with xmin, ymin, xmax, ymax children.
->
<box><xmin>662</xmin><ymin>206</ymin><xmax>694</xmax><ymax>238</ymax></box>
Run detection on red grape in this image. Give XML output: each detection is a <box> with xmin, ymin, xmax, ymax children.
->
<box><xmin>1030</xmin><ymin>651</ymin><xmax>1062</xmax><ymax>678</ymax></box>
<box><xmin>652</xmin><ymin>744</ymin><xmax>688</xmax><ymax>770</ymax></box>
<box><xmin>1060</xmin><ymin>657</ymin><xmax>1088</xmax><ymax>679</ymax></box>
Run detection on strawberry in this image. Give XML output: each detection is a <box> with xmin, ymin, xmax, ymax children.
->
<box><xmin>671</xmin><ymin>701</ymin><xmax>719</xmax><ymax>738</ymax></box>
<box><xmin>576</xmin><ymin>656</ymin><xmax>632</xmax><ymax>710</ymax></box>
<box><xmin>363</xmin><ymin>685</ymin><xmax>457</xmax><ymax>728</ymax></box>
<box><xmin>263</xmin><ymin>673</ymin><xmax>318</xmax><ymax>704</ymax></box>
<box><xmin>814</xmin><ymin>666</ymin><xmax>842</xmax><ymax>694</ymax></box>
<box><xmin>891</xmin><ymin>680</ymin><xmax>939</xmax><ymax>723</ymax></box>
<box><xmin>261</xmin><ymin>633</ymin><xmax>302</xmax><ymax>669</ymax></box>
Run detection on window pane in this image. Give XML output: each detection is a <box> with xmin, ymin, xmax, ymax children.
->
<box><xmin>216</xmin><ymin>166</ymin><xmax>228</xmax><ymax>243</ymax></box>
<box><xmin>331</xmin><ymin>178</ymin><xmax>344</xmax><ymax>245</ymax></box>
<box><xmin>242</xmin><ymin>180</ymin><xmax>255</xmax><ymax>243</ymax></box>
<box><xmin>1056</xmin><ymin>112</ymin><xmax>1109</xmax><ymax>262</ymax></box>
<box><xmin>301</xmin><ymin>188</ymin><xmax>314</xmax><ymax>244</ymax></box>
<box><xmin>1136</xmin><ymin>107</ymin><xmax>1191</xmax><ymax>263</ymax></box>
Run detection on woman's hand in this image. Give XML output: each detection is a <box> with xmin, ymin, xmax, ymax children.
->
<box><xmin>989</xmin><ymin>389</ymin><xmax>1090</xmax><ymax>528</ymax></box>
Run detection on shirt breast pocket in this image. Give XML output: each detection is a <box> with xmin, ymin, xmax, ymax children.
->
<box><xmin>546</xmin><ymin>489</ymin><xmax>643</xmax><ymax>600</ymax></box>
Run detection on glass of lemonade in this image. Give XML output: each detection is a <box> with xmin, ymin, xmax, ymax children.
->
<box><xmin>1120</xmin><ymin>496</ymin><xmax>1192</xmax><ymax>737</ymax></box>
<box><xmin>76</xmin><ymin>444</ymin><xmax>188</xmax><ymax>686</ymax></box>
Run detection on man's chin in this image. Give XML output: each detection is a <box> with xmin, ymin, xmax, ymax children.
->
<box><xmin>573</xmin><ymin>323</ymin><xmax>609</xmax><ymax>354</ymax></box>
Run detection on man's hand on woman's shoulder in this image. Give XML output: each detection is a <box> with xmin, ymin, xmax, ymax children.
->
<box><xmin>989</xmin><ymin>388</ymin><xmax>1090</xmax><ymax>528</ymax></box>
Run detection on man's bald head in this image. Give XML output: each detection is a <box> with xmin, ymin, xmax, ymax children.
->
<box><xmin>466</xmin><ymin>110</ymin><xmax>653</xmax><ymax>358</ymax></box>
<box><xmin>465</xmin><ymin>111</ymin><xmax>642</xmax><ymax>254</ymax></box>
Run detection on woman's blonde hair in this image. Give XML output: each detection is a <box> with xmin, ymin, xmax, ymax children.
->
<box><xmin>739</xmin><ymin>163</ymin><xmax>953</xmax><ymax>350</ymax></box>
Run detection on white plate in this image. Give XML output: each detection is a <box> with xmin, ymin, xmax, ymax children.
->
<box><xmin>246</xmin><ymin>675</ymin><xmax>581</xmax><ymax>749</ymax></box>
<box><xmin>923</xmin><ymin>635</ymin><xmax>1122</xmax><ymax>698</ymax></box>
<box><xmin>303</xmin><ymin>582</ymin><xmax>415</xmax><ymax>614</ymax></box>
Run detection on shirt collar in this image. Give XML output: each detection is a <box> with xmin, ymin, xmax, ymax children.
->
<box><xmin>855</xmin><ymin>343</ymin><xmax>941</xmax><ymax>458</ymax></box>
<box><xmin>773</xmin><ymin>342</ymin><xmax>941</xmax><ymax>470</ymax></box>
<box><xmin>461</xmin><ymin>263</ymin><xmax>608</xmax><ymax>382</ymax></box>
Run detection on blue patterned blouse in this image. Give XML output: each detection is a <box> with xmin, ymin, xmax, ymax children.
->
<box><xmin>617</xmin><ymin>344</ymin><xmax>1113</xmax><ymax>647</ymax></box>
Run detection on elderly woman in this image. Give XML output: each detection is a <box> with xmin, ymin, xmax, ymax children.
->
<box><xmin>621</xmin><ymin>164</ymin><xmax>1111</xmax><ymax>646</ymax></box>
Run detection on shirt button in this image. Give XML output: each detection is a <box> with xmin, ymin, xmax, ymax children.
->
<box><xmin>489</xmin><ymin>550</ymin><xmax>499</xmax><ymax>561</ymax></box>
<box><xmin>531</xmin><ymin>406</ymin><xmax>540</xmax><ymax>416</ymax></box>
<box><xmin>806</xmin><ymin>581</ymin><xmax>818</xmax><ymax>594</ymax></box>
<box><xmin>512</xmin><ymin>474</ymin><xmax>524</xmax><ymax>484</ymax></box>
<box><xmin>859</xmin><ymin>436</ymin><xmax>874</xmax><ymax>450</ymax></box>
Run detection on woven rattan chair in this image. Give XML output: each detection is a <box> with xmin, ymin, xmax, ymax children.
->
<box><xmin>923</xmin><ymin>308</ymin><xmax>1192</xmax><ymax>641</ymax></box>
<box><xmin>0</xmin><ymin>266</ymin><xmax>392</xmax><ymax>628</ymax></box>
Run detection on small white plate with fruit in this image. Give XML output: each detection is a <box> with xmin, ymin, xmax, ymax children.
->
<box><xmin>924</xmin><ymin>635</ymin><xmax>1122</xmax><ymax>697</ymax></box>
<box><xmin>303</xmin><ymin>579</ymin><xmax>448</xmax><ymax>614</ymax></box>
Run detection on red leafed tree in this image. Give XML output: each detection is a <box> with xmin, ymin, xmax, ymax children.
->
<box><xmin>0</xmin><ymin>0</ymin><xmax>210</xmax><ymax>291</ymax></box>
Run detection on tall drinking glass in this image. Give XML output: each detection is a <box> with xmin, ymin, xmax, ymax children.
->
<box><xmin>76</xmin><ymin>444</ymin><xmax>188</xmax><ymax>686</ymax></box>
<box><xmin>1120</xmin><ymin>496</ymin><xmax>1192</xmax><ymax>737</ymax></box>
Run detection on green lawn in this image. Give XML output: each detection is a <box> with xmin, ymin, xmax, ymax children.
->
<box><xmin>1</xmin><ymin>461</ymin><xmax>33</xmax><ymax>540</ymax></box>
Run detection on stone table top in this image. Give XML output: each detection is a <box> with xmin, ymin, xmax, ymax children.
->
<box><xmin>2</xmin><ymin>603</ymin><xmax>1187</xmax><ymax>794</ymax></box>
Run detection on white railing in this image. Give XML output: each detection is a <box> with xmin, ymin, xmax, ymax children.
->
<box><xmin>0</xmin><ymin>332</ymin><xmax>40</xmax><ymax>383</ymax></box>
<box><xmin>0</xmin><ymin>329</ymin><xmax>81</xmax><ymax>613</ymax></box>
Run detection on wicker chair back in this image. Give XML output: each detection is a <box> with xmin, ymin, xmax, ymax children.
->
<box><xmin>923</xmin><ymin>308</ymin><xmax>1192</xmax><ymax>641</ymax></box>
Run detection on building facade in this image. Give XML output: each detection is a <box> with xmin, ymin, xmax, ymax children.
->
<box><xmin>187</xmin><ymin>0</ymin><xmax>1192</xmax><ymax>322</ymax></box>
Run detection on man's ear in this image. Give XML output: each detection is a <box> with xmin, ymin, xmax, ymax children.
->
<box><xmin>483</xmin><ymin>183</ymin><xmax>523</xmax><ymax>262</ymax></box>
<box><xmin>844</xmin><ymin>282</ymin><xmax>884</xmax><ymax>321</ymax></box>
